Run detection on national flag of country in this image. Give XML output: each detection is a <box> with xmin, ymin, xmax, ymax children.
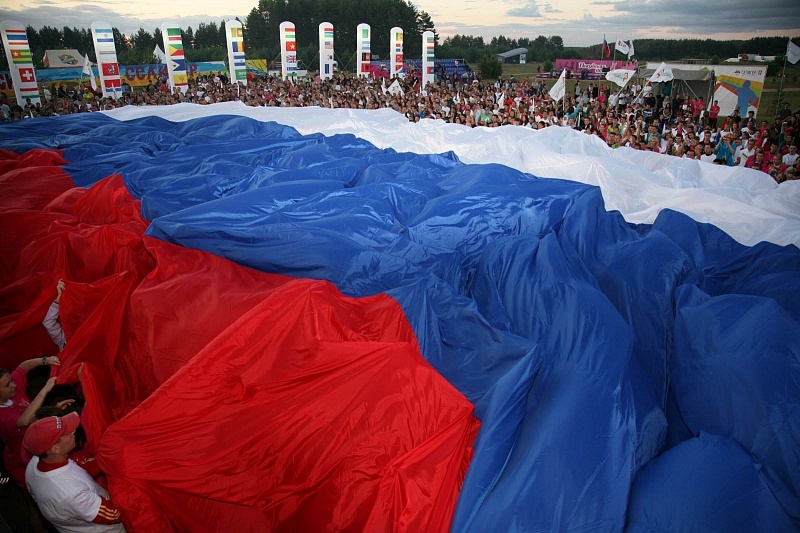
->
<box><xmin>396</xmin><ymin>32</ymin><xmax>403</xmax><ymax>41</ymax></box>
<box><xmin>232</xmin><ymin>41</ymin><xmax>244</xmax><ymax>53</ymax></box>
<box><xmin>361</xmin><ymin>28</ymin><xmax>369</xmax><ymax>38</ymax></box>
<box><xmin>18</xmin><ymin>85</ymin><xmax>39</xmax><ymax>95</ymax></box>
<box><xmin>169</xmin><ymin>44</ymin><xmax>184</xmax><ymax>57</ymax></box>
<box><xmin>324</xmin><ymin>28</ymin><xmax>333</xmax><ymax>37</ymax></box>
<box><xmin>167</xmin><ymin>28</ymin><xmax>182</xmax><ymax>41</ymax></box>
<box><xmin>231</xmin><ymin>27</ymin><xmax>243</xmax><ymax>38</ymax></box>
<box><xmin>18</xmin><ymin>67</ymin><xmax>35</xmax><ymax>83</ymax></box>
<box><xmin>6</xmin><ymin>32</ymin><xmax>28</xmax><ymax>43</ymax></box>
<box><xmin>103</xmin><ymin>78</ymin><xmax>121</xmax><ymax>89</ymax></box>
<box><xmin>102</xmin><ymin>62</ymin><xmax>119</xmax><ymax>76</ymax></box>
<box><xmin>95</xmin><ymin>28</ymin><xmax>114</xmax><ymax>43</ymax></box>
<box><xmin>171</xmin><ymin>58</ymin><xmax>187</xmax><ymax>72</ymax></box>
<box><xmin>602</xmin><ymin>34</ymin><xmax>611</xmax><ymax>58</ymax></box>
<box><xmin>2</xmin><ymin>104</ymin><xmax>797</xmax><ymax>533</ymax></box>
<box><xmin>395</xmin><ymin>54</ymin><xmax>403</xmax><ymax>63</ymax></box>
<box><xmin>361</xmin><ymin>63</ymin><xmax>369</xmax><ymax>72</ymax></box>
<box><xmin>284</xmin><ymin>28</ymin><xmax>295</xmax><ymax>39</ymax></box>
<box><xmin>10</xmin><ymin>48</ymin><xmax>32</xmax><ymax>64</ymax></box>
<box><xmin>286</xmin><ymin>41</ymin><xmax>296</xmax><ymax>52</ymax></box>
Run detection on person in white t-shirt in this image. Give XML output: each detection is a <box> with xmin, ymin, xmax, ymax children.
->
<box><xmin>24</xmin><ymin>413</ymin><xmax>125</xmax><ymax>533</ymax></box>
<box><xmin>782</xmin><ymin>144</ymin><xmax>798</xmax><ymax>167</ymax></box>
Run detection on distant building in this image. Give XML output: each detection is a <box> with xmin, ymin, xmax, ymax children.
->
<box><xmin>497</xmin><ymin>48</ymin><xmax>528</xmax><ymax>64</ymax></box>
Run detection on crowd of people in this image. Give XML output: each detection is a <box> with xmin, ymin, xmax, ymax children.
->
<box><xmin>2</xmin><ymin>69</ymin><xmax>798</xmax><ymax>183</ymax></box>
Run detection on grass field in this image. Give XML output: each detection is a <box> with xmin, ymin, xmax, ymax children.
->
<box><xmin>488</xmin><ymin>62</ymin><xmax>800</xmax><ymax>120</ymax></box>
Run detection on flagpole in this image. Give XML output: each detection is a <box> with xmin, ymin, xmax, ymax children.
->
<box><xmin>613</xmin><ymin>36</ymin><xmax>617</xmax><ymax>62</ymax></box>
<box><xmin>776</xmin><ymin>55</ymin><xmax>787</xmax><ymax>119</ymax></box>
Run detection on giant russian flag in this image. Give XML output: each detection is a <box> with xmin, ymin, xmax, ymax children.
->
<box><xmin>1</xmin><ymin>104</ymin><xmax>798</xmax><ymax>532</ymax></box>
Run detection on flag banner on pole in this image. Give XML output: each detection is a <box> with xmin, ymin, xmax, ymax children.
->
<box><xmin>225</xmin><ymin>20</ymin><xmax>247</xmax><ymax>82</ymax></box>
<box><xmin>357</xmin><ymin>23</ymin><xmax>371</xmax><ymax>77</ymax></box>
<box><xmin>1</xmin><ymin>106</ymin><xmax>797</xmax><ymax>532</ymax></box>
<box><xmin>279</xmin><ymin>21</ymin><xmax>297</xmax><ymax>79</ymax></box>
<box><xmin>627</xmin><ymin>39</ymin><xmax>635</xmax><ymax>59</ymax></box>
<box><xmin>649</xmin><ymin>62</ymin><xmax>674</xmax><ymax>83</ymax></box>
<box><xmin>603</xmin><ymin>35</ymin><xmax>611</xmax><ymax>58</ymax></box>
<box><xmin>161</xmin><ymin>22</ymin><xmax>188</xmax><ymax>93</ymax></box>
<box><xmin>319</xmin><ymin>22</ymin><xmax>335</xmax><ymax>80</ymax></box>
<box><xmin>153</xmin><ymin>44</ymin><xmax>167</xmax><ymax>64</ymax></box>
<box><xmin>390</xmin><ymin>27</ymin><xmax>403</xmax><ymax>76</ymax></box>
<box><xmin>605</xmin><ymin>68</ymin><xmax>636</xmax><ymax>88</ymax></box>
<box><xmin>549</xmin><ymin>68</ymin><xmax>566</xmax><ymax>102</ymax></box>
<box><xmin>615</xmin><ymin>38</ymin><xmax>629</xmax><ymax>55</ymax></box>
<box><xmin>0</xmin><ymin>21</ymin><xmax>41</xmax><ymax>106</ymax></box>
<box><xmin>788</xmin><ymin>39</ymin><xmax>800</xmax><ymax>64</ymax></box>
<box><xmin>82</xmin><ymin>54</ymin><xmax>98</xmax><ymax>90</ymax></box>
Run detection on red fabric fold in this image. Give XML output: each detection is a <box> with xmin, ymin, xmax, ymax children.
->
<box><xmin>0</xmin><ymin>149</ymin><xmax>479</xmax><ymax>532</ymax></box>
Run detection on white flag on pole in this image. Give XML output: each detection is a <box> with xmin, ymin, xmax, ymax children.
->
<box><xmin>82</xmin><ymin>54</ymin><xmax>98</xmax><ymax>91</ymax></box>
<box><xmin>388</xmin><ymin>79</ymin><xmax>404</xmax><ymax>96</ymax></box>
<box><xmin>627</xmin><ymin>40</ymin><xmax>635</xmax><ymax>59</ymax></box>
<box><xmin>605</xmin><ymin>69</ymin><xmax>636</xmax><ymax>88</ymax></box>
<box><xmin>153</xmin><ymin>44</ymin><xmax>167</xmax><ymax>64</ymax></box>
<box><xmin>649</xmin><ymin>62</ymin><xmax>673</xmax><ymax>83</ymax></box>
<box><xmin>615</xmin><ymin>38</ymin><xmax>629</xmax><ymax>55</ymax></box>
<box><xmin>548</xmin><ymin>68</ymin><xmax>566</xmax><ymax>103</ymax></box>
<box><xmin>787</xmin><ymin>39</ymin><xmax>800</xmax><ymax>65</ymax></box>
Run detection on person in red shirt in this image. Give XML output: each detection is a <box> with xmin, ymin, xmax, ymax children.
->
<box><xmin>0</xmin><ymin>357</ymin><xmax>65</xmax><ymax>488</ymax></box>
<box><xmin>708</xmin><ymin>100</ymin><xmax>720</xmax><ymax>129</ymax></box>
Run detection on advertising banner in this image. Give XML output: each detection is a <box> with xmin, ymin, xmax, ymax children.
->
<box><xmin>555</xmin><ymin>59</ymin><xmax>637</xmax><ymax>75</ymax></box>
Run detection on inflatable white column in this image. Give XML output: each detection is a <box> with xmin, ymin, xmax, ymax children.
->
<box><xmin>280</xmin><ymin>21</ymin><xmax>298</xmax><ymax>80</ymax></box>
<box><xmin>390</xmin><ymin>27</ymin><xmax>403</xmax><ymax>78</ymax></box>
<box><xmin>90</xmin><ymin>22</ymin><xmax>123</xmax><ymax>99</ymax></box>
<box><xmin>319</xmin><ymin>22</ymin><xmax>334</xmax><ymax>80</ymax></box>
<box><xmin>422</xmin><ymin>31</ymin><xmax>435</xmax><ymax>87</ymax></box>
<box><xmin>357</xmin><ymin>23</ymin><xmax>371</xmax><ymax>77</ymax></box>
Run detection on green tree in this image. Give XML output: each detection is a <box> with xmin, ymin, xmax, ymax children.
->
<box><xmin>479</xmin><ymin>54</ymin><xmax>502</xmax><ymax>79</ymax></box>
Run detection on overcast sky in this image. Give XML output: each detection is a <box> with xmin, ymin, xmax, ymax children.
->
<box><xmin>1</xmin><ymin>0</ymin><xmax>798</xmax><ymax>47</ymax></box>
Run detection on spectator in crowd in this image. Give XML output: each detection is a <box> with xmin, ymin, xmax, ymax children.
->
<box><xmin>24</xmin><ymin>413</ymin><xmax>125</xmax><ymax>532</ymax></box>
<box><xmin>0</xmin><ymin>357</ymin><xmax>63</xmax><ymax>488</ymax></box>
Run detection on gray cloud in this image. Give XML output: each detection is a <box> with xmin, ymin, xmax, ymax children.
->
<box><xmin>506</xmin><ymin>1</ymin><xmax>542</xmax><ymax>17</ymax></box>
<box><xmin>0</xmin><ymin>4</ymin><xmax>242</xmax><ymax>36</ymax></box>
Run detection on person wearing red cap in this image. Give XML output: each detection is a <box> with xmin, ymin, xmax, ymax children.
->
<box><xmin>24</xmin><ymin>413</ymin><xmax>125</xmax><ymax>532</ymax></box>
<box><xmin>0</xmin><ymin>356</ymin><xmax>62</xmax><ymax>488</ymax></box>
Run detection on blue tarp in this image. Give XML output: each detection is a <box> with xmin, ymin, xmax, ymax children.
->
<box><xmin>1</xmin><ymin>113</ymin><xmax>798</xmax><ymax>531</ymax></box>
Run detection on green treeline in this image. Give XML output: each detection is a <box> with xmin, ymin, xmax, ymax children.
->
<box><xmin>0</xmin><ymin>0</ymin><xmax>795</xmax><ymax>72</ymax></box>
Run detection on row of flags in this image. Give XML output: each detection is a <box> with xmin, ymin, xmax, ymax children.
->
<box><xmin>602</xmin><ymin>35</ymin><xmax>635</xmax><ymax>59</ymax></box>
<box><xmin>547</xmin><ymin>61</ymin><xmax>673</xmax><ymax>104</ymax></box>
